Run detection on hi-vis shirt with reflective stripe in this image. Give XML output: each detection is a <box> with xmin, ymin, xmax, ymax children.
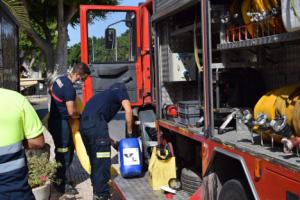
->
<box><xmin>0</xmin><ymin>88</ymin><xmax>43</xmax><ymax>147</ymax></box>
<box><xmin>0</xmin><ymin>89</ymin><xmax>43</xmax><ymax>174</ymax></box>
<box><xmin>0</xmin><ymin>141</ymin><xmax>25</xmax><ymax>174</ymax></box>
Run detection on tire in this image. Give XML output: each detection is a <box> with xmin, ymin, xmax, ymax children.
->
<box><xmin>218</xmin><ymin>179</ymin><xmax>249</xmax><ymax>200</ymax></box>
<box><xmin>181</xmin><ymin>168</ymin><xmax>202</xmax><ymax>194</ymax></box>
<box><xmin>181</xmin><ymin>182</ymin><xmax>200</xmax><ymax>191</ymax></box>
<box><xmin>181</xmin><ymin>168</ymin><xmax>202</xmax><ymax>182</ymax></box>
<box><xmin>181</xmin><ymin>176</ymin><xmax>202</xmax><ymax>191</ymax></box>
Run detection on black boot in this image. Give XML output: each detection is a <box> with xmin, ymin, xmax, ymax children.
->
<box><xmin>93</xmin><ymin>194</ymin><xmax>111</xmax><ymax>200</ymax></box>
<box><xmin>64</xmin><ymin>183</ymin><xmax>79</xmax><ymax>195</ymax></box>
<box><xmin>54</xmin><ymin>183</ymin><xmax>78</xmax><ymax>195</ymax></box>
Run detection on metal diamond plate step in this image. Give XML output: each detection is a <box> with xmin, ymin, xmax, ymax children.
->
<box><xmin>112</xmin><ymin>173</ymin><xmax>190</xmax><ymax>200</ymax></box>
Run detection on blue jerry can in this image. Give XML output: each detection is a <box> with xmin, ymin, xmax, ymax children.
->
<box><xmin>119</xmin><ymin>138</ymin><xmax>142</xmax><ymax>178</ymax></box>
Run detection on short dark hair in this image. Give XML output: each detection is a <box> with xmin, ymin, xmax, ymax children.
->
<box><xmin>72</xmin><ymin>62</ymin><xmax>91</xmax><ymax>75</ymax></box>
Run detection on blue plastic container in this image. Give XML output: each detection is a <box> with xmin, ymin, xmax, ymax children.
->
<box><xmin>119</xmin><ymin>138</ymin><xmax>142</xmax><ymax>177</ymax></box>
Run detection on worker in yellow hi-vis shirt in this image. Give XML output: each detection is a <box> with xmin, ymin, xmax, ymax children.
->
<box><xmin>0</xmin><ymin>88</ymin><xmax>44</xmax><ymax>200</ymax></box>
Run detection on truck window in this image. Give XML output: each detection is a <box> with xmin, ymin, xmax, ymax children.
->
<box><xmin>87</xmin><ymin>10</ymin><xmax>137</xmax><ymax>64</ymax></box>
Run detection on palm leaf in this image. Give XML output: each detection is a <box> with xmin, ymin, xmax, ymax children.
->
<box><xmin>2</xmin><ymin>0</ymin><xmax>31</xmax><ymax>30</ymax></box>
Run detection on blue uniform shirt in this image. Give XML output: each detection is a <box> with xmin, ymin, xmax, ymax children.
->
<box><xmin>50</xmin><ymin>75</ymin><xmax>76</xmax><ymax>119</ymax></box>
<box><xmin>82</xmin><ymin>83</ymin><xmax>130</xmax><ymax>122</ymax></box>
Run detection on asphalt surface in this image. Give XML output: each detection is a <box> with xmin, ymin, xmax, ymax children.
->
<box><xmin>30</xmin><ymin>95</ymin><xmax>125</xmax><ymax>200</ymax></box>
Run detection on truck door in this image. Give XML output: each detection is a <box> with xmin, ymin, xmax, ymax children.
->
<box><xmin>80</xmin><ymin>5</ymin><xmax>142</xmax><ymax>105</ymax></box>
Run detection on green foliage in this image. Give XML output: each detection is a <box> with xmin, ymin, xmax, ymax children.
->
<box><xmin>68</xmin><ymin>43</ymin><xmax>81</xmax><ymax>65</ymax></box>
<box><xmin>19</xmin><ymin>30</ymin><xmax>42</xmax><ymax>66</ymax></box>
<box><xmin>27</xmin><ymin>153</ymin><xmax>61</xmax><ymax>188</ymax></box>
<box><xmin>70</xmin><ymin>0</ymin><xmax>118</xmax><ymax>26</ymax></box>
<box><xmin>8</xmin><ymin>0</ymin><xmax>119</xmax><ymax>71</ymax></box>
<box><xmin>2</xmin><ymin>0</ymin><xmax>31</xmax><ymax>30</ymax></box>
<box><xmin>117</xmin><ymin>31</ymin><xmax>131</xmax><ymax>61</ymax></box>
<box><xmin>87</xmin><ymin>30</ymin><xmax>130</xmax><ymax>63</ymax></box>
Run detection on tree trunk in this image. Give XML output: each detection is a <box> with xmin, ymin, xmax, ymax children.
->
<box><xmin>25</xmin><ymin>28</ymin><xmax>55</xmax><ymax>72</ymax></box>
<box><xmin>22</xmin><ymin>0</ymin><xmax>78</xmax><ymax>74</ymax></box>
<box><xmin>45</xmin><ymin>48</ymin><xmax>55</xmax><ymax>72</ymax></box>
<box><xmin>55</xmin><ymin>26</ymin><xmax>68</xmax><ymax>74</ymax></box>
<box><xmin>55</xmin><ymin>0</ymin><xmax>68</xmax><ymax>75</ymax></box>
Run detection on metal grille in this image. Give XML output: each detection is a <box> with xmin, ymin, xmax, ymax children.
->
<box><xmin>221</xmin><ymin>41</ymin><xmax>300</xmax><ymax>92</ymax></box>
<box><xmin>155</xmin><ymin>0</ymin><xmax>181</xmax><ymax>12</ymax></box>
<box><xmin>260</xmin><ymin>42</ymin><xmax>300</xmax><ymax>90</ymax></box>
<box><xmin>214</xmin><ymin>130</ymin><xmax>300</xmax><ymax>171</ymax></box>
<box><xmin>159</xmin><ymin>22</ymin><xmax>170</xmax><ymax>82</ymax></box>
<box><xmin>154</xmin><ymin>0</ymin><xmax>195</xmax><ymax>14</ymax></box>
<box><xmin>113</xmin><ymin>173</ymin><xmax>190</xmax><ymax>200</ymax></box>
<box><xmin>163</xmin><ymin>82</ymin><xmax>199</xmax><ymax>103</ymax></box>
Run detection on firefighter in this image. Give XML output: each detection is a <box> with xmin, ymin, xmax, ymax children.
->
<box><xmin>48</xmin><ymin>62</ymin><xmax>90</xmax><ymax>194</ymax></box>
<box><xmin>80</xmin><ymin>82</ymin><xmax>133</xmax><ymax>200</ymax></box>
<box><xmin>0</xmin><ymin>88</ymin><xmax>44</xmax><ymax>200</ymax></box>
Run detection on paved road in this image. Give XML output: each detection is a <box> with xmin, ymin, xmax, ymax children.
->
<box><xmin>30</xmin><ymin>95</ymin><xmax>125</xmax><ymax>200</ymax></box>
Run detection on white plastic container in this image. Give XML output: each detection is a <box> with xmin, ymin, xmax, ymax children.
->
<box><xmin>281</xmin><ymin>0</ymin><xmax>300</xmax><ymax>32</ymax></box>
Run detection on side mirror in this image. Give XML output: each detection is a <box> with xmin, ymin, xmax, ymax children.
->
<box><xmin>125</xmin><ymin>12</ymin><xmax>135</xmax><ymax>27</ymax></box>
<box><xmin>105</xmin><ymin>28</ymin><xmax>116</xmax><ymax>49</ymax></box>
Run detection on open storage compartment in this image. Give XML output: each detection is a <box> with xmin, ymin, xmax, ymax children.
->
<box><xmin>155</xmin><ymin>0</ymin><xmax>300</xmax><ymax>167</ymax></box>
<box><xmin>207</xmin><ymin>0</ymin><xmax>300</xmax><ymax>166</ymax></box>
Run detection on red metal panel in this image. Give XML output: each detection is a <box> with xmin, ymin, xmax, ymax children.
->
<box><xmin>189</xmin><ymin>187</ymin><xmax>204</xmax><ymax>200</ymax></box>
<box><xmin>80</xmin><ymin>5</ymin><xmax>91</xmax><ymax>104</ymax></box>
<box><xmin>80</xmin><ymin>5</ymin><xmax>144</xmax><ymax>106</ymax></box>
<box><xmin>254</xmin><ymin>160</ymin><xmax>300</xmax><ymax>199</ymax></box>
<box><xmin>112</xmin><ymin>181</ymin><xmax>126</xmax><ymax>200</ymax></box>
<box><xmin>158</xmin><ymin>120</ymin><xmax>206</xmax><ymax>143</ymax></box>
<box><xmin>140</xmin><ymin>5</ymin><xmax>152</xmax><ymax>105</ymax></box>
<box><xmin>158</xmin><ymin>119</ymin><xmax>300</xmax><ymax>199</ymax></box>
<box><xmin>206</xmin><ymin>143</ymin><xmax>300</xmax><ymax>199</ymax></box>
<box><xmin>201</xmin><ymin>0</ymin><xmax>210</xmax><ymax>130</ymax></box>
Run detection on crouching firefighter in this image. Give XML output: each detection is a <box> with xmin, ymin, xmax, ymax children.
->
<box><xmin>0</xmin><ymin>88</ymin><xmax>44</xmax><ymax>200</ymax></box>
<box><xmin>48</xmin><ymin>62</ymin><xmax>90</xmax><ymax>194</ymax></box>
<box><xmin>80</xmin><ymin>82</ymin><xmax>133</xmax><ymax>200</ymax></box>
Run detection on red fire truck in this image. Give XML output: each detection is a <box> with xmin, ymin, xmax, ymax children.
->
<box><xmin>80</xmin><ymin>0</ymin><xmax>300</xmax><ymax>199</ymax></box>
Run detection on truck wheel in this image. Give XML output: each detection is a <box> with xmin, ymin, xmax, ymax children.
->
<box><xmin>218</xmin><ymin>179</ymin><xmax>248</xmax><ymax>200</ymax></box>
<box><xmin>181</xmin><ymin>168</ymin><xmax>202</xmax><ymax>195</ymax></box>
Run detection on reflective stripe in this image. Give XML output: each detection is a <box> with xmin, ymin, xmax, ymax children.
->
<box><xmin>96</xmin><ymin>152</ymin><xmax>111</xmax><ymax>158</ymax></box>
<box><xmin>0</xmin><ymin>158</ymin><xmax>25</xmax><ymax>174</ymax></box>
<box><xmin>0</xmin><ymin>141</ymin><xmax>23</xmax><ymax>156</ymax></box>
<box><xmin>57</xmin><ymin>147</ymin><xmax>69</xmax><ymax>153</ymax></box>
<box><xmin>51</xmin><ymin>91</ymin><xmax>64</xmax><ymax>103</ymax></box>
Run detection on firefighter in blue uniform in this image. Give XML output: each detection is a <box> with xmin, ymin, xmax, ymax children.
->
<box><xmin>80</xmin><ymin>82</ymin><xmax>133</xmax><ymax>200</ymax></box>
<box><xmin>0</xmin><ymin>88</ymin><xmax>44</xmax><ymax>200</ymax></box>
<box><xmin>48</xmin><ymin>62</ymin><xmax>90</xmax><ymax>194</ymax></box>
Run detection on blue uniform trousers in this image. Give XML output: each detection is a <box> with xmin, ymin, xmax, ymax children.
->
<box><xmin>80</xmin><ymin>115</ymin><xmax>111</xmax><ymax>198</ymax></box>
<box><xmin>0</xmin><ymin>187</ymin><xmax>35</xmax><ymax>200</ymax></box>
<box><xmin>48</xmin><ymin>116</ymin><xmax>74</xmax><ymax>186</ymax></box>
<box><xmin>0</xmin><ymin>167</ymin><xmax>35</xmax><ymax>200</ymax></box>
